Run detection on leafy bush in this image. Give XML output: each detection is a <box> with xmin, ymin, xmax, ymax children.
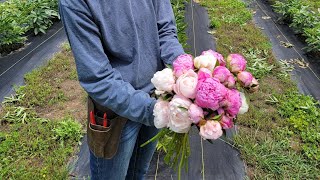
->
<box><xmin>304</xmin><ymin>25</ymin><xmax>320</xmax><ymax>52</ymax></box>
<box><xmin>27</xmin><ymin>0</ymin><xmax>60</xmax><ymax>35</ymax></box>
<box><xmin>0</xmin><ymin>2</ymin><xmax>29</xmax><ymax>46</ymax></box>
<box><xmin>0</xmin><ymin>0</ymin><xmax>59</xmax><ymax>54</ymax></box>
<box><xmin>273</xmin><ymin>0</ymin><xmax>320</xmax><ymax>52</ymax></box>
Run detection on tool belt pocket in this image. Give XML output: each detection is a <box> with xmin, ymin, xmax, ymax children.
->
<box><xmin>87</xmin><ymin>97</ymin><xmax>127</xmax><ymax>159</ymax></box>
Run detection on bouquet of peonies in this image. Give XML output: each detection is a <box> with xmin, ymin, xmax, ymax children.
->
<box><xmin>142</xmin><ymin>50</ymin><xmax>259</xmax><ymax>179</ymax></box>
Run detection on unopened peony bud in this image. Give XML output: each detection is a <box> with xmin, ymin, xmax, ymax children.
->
<box><xmin>237</xmin><ymin>71</ymin><xmax>253</xmax><ymax>87</ymax></box>
<box><xmin>226</xmin><ymin>54</ymin><xmax>247</xmax><ymax>73</ymax></box>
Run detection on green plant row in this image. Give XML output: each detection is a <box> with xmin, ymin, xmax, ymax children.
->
<box><xmin>302</xmin><ymin>0</ymin><xmax>320</xmax><ymax>11</ymax></box>
<box><xmin>171</xmin><ymin>0</ymin><xmax>189</xmax><ymax>51</ymax></box>
<box><xmin>273</xmin><ymin>0</ymin><xmax>320</xmax><ymax>52</ymax></box>
<box><xmin>0</xmin><ymin>0</ymin><xmax>59</xmax><ymax>53</ymax></box>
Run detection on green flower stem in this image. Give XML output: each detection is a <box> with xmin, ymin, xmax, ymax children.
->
<box><xmin>178</xmin><ymin>133</ymin><xmax>188</xmax><ymax>180</ymax></box>
<box><xmin>140</xmin><ymin>129</ymin><xmax>168</xmax><ymax>147</ymax></box>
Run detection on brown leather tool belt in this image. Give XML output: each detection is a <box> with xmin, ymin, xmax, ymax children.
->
<box><xmin>87</xmin><ymin>96</ymin><xmax>127</xmax><ymax>159</ymax></box>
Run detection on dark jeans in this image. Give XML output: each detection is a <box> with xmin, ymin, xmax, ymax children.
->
<box><xmin>90</xmin><ymin>120</ymin><xmax>159</xmax><ymax>180</ymax></box>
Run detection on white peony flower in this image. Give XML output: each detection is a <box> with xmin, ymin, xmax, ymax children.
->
<box><xmin>151</xmin><ymin>68</ymin><xmax>175</xmax><ymax>93</ymax></box>
<box><xmin>167</xmin><ymin>95</ymin><xmax>193</xmax><ymax>133</ymax></box>
<box><xmin>194</xmin><ymin>54</ymin><xmax>217</xmax><ymax>72</ymax></box>
<box><xmin>239</xmin><ymin>92</ymin><xmax>249</xmax><ymax>114</ymax></box>
<box><xmin>153</xmin><ymin>100</ymin><xmax>170</xmax><ymax>128</ymax></box>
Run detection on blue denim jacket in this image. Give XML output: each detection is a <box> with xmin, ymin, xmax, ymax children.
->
<box><xmin>59</xmin><ymin>0</ymin><xmax>185</xmax><ymax>126</ymax></box>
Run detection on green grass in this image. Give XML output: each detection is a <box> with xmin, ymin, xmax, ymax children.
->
<box><xmin>199</xmin><ymin>0</ymin><xmax>320</xmax><ymax>178</ymax></box>
<box><xmin>15</xmin><ymin>48</ymin><xmax>78</xmax><ymax>107</ymax></box>
<box><xmin>0</xmin><ymin>44</ymin><xmax>84</xmax><ymax>179</ymax></box>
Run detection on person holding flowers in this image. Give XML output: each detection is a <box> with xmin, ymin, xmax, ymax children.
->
<box><xmin>59</xmin><ymin>0</ymin><xmax>188</xmax><ymax>179</ymax></box>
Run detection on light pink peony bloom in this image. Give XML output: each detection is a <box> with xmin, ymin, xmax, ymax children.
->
<box><xmin>220</xmin><ymin>115</ymin><xmax>234</xmax><ymax>129</ymax></box>
<box><xmin>188</xmin><ymin>104</ymin><xmax>204</xmax><ymax>124</ymax></box>
<box><xmin>198</xmin><ymin>68</ymin><xmax>212</xmax><ymax>81</ymax></box>
<box><xmin>237</xmin><ymin>71</ymin><xmax>253</xmax><ymax>87</ymax></box>
<box><xmin>226</xmin><ymin>54</ymin><xmax>247</xmax><ymax>73</ymax></box>
<box><xmin>202</xmin><ymin>50</ymin><xmax>226</xmax><ymax>66</ymax></box>
<box><xmin>194</xmin><ymin>54</ymin><xmax>217</xmax><ymax>72</ymax></box>
<box><xmin>173</xmin><ymin>54</ymin><xmax>194</xmax><ymax>77</ymax></box>
<box><xmin>173</xmin><ymin>70</ymin><xmax>198</xmax><ymax>99</ymax></box>
<box><xmin>239</xmin><ymin>92</ymin><xmax>249</xmax><ymax>114</ymax></box>
<box><xmin>153</xmin><ymin>100</ymin><xmax>170</xmax><ymax>128</ymax></box>
<box><xmin>221</xmin><ymin>89</ymin><xmax>242</xmax><ymax>117</ymax></box>
<box><xmin>151</xmin><ymin>68</ymin><xmax>175</xmax><ymax>94</ymax></box>
<box><xmin>212</xmin><ymin>66</ymin><xmax>232</xmax><ymax>83</ymax></box>
<box><xmin>195</xmin><ymin>78</ymin><xmax>228</xmax><ymax>110</ymax></box>
<box><xmin>168</xmin><ymin>95</ymin><xmax>193</xmax><ymax>133</ymax></box>
<box><xmin>225</xmin><ymin>75</ymin><xmax>236</xmax><ymax>89</ymax></box>
<box><xmin>199</xmin><ymin>121</ymin><xmax>223</xmax><ymax>140</ymax></box>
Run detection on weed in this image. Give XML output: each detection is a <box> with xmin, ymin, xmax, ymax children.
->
<box><xmin>243</xmin><ymin>49</ymin><xmax>274</xmax><ymax>79</ymax></box>
<box><xmin>0</xmin><ymin>119</ymin><xmax>80</xmax><ymax>179</ymax></box>
<box><xmin>53</xmin><ymin>117</ymin><xmax>83</xmax><ymax>145</ymax></box>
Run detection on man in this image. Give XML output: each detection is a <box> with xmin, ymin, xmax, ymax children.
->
<box><xmin>59</xmin><ymin>0</ymin><xmax>185</xmax><ymax>179</ymax></box>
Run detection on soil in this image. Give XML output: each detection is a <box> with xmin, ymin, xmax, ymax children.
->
<box><xmin>36</xmin><ymin>80</ymin><xmax>87</xmax><ymax>124</ymax></box>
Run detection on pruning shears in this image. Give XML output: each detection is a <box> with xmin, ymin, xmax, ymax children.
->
<box><xmin>90</xmin><ymin>110</ymin><xmax>108</xmax><ymax>128</ymax></box>
<box><xmin>103</xmin><ymin>112</ymin><xmax>108</xmax><ymax>127</ymax></box>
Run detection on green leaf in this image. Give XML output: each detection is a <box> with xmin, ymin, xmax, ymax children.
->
<box><xmin>39</xmin><ymin>28</ymin><xmax>46</xmax><ymax>34</ymax></box>
<box><xmin>165</xmin><ymin>64</ymin><xmax>173</xmax><ymax>69</ymax></box>
<box><xmin>178</xmin><ymin>106</ymin><xmax>188</xmax><ymax>111</ymax></box>
<box><xmin>211</xmin><ymin>114</ymin><xmax>222</xmax><ymax>120</ymax></box>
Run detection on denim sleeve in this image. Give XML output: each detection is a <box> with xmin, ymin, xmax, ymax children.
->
<box><xmin>157</xmin><ymin>0</ymin><xmax>185</xmax><ymax>65</ymax></box>
<box><xmin>59</xmin><ymin>4</ymin><xmax>156</xmax><ymax>126</ymax></box>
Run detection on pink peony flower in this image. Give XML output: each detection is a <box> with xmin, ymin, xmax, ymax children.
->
<box><xmin>188</xmin><ymin>104</ymin><xmax>204</xmax><ymax>124</ymax></box>
<box><xmin>226</xmin><ymin>54</ymin><xmax>247</xmax><ymax>73</ymax></box>
<box><xmin>168</xmin><ymin>95</ymin><xmax>193</xmax><ymax>133</ymax></box>
<box><xmin>194</xmin><ymin>54</ymin><xmax>217</xmax><ymax>72</ymax></box>
<box><xmin>195</xmin><ymin>78</ymin><xmax>228</xmax><ymax>110</ymax></box>
<box><xmin>199</xmin><ymin>121</ymin><xmax>223</xmax><ymax>140</ymax></box>
<box><xmin>173</xmin><ymin>54</ymin><xmax>194</xmax><ymax>77</ymax></box>
<box><xmin>153</xmin><ymin>100</ymin><xmax>170</xmax><ymax>128</ymax></box>
<box><xmin>173</xmin><ymin>69</ymin><xmax>198</xmax><ymax>99</ymax></box>
<box><xmin>217</xmin><ymin>108</ymin><xmax>225</xmax><ymax>115</ymax></box>
<box><xmin>202</xmin><ymin>50</ymin><xmax>226</xmax><ymax>66</ymax></box>
<box><xmin>220</xmin><ymin>115</ymin><xmax>234</xmax><ymax>129</ymax></box>
<box><xmin>237</xmin><ymin>71</ymin><xmax>253</xmax><ymax>87</ymax></box>
<box><xmin>225</xmin><ymin>75</ymin><xmax>236</xmax><ymax>89</ymax></box>
<box><xmin>151</xmin><ymin>68</ymin><xmax>175</xmax><ymax>94</ymax></box>
<box><xmin>220</xmin><ymin>89</ymin><xmax>242</xmax><ymax>117</ymax></box>
<box><xmin>198</xmin><ymin>68</ymin><xmax>212</xmax><ymax>81</ymax></box>
<box><xmin>212</xmin><ymin>66</ymin><xmax>232</xmax><ymax>83</ymax></box>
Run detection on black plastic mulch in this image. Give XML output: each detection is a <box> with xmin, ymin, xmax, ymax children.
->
<box><xmin>0</xmin><ymin>22</ymin><xmax>67</xmax><ymax>102</ymax></box>
<box><xmin>252</xmin><ymin>0</ymin><xmax>320</xmax><ymax>100</ymax></box>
